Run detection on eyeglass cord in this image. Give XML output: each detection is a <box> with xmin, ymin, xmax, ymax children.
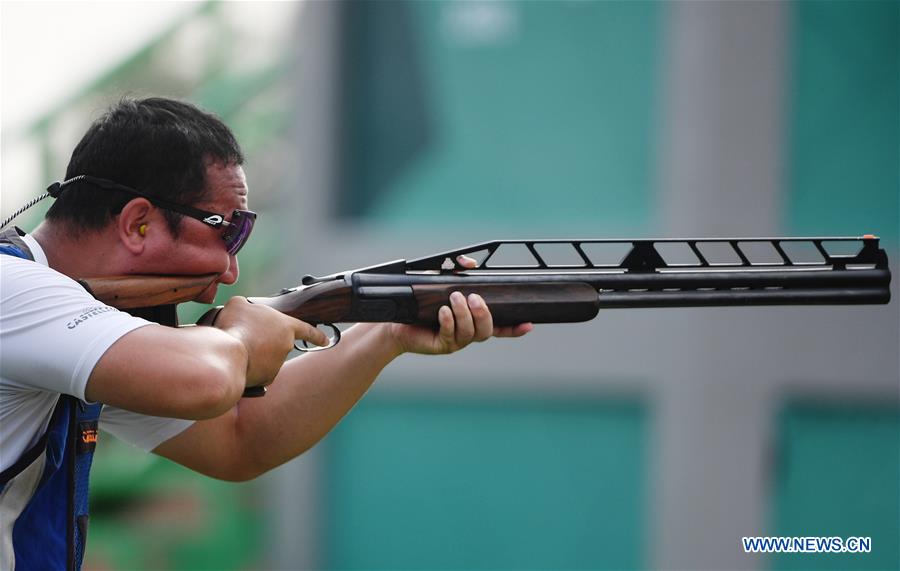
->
<box><xmin>0</xmin><ymin>178</ymin><xmax>73</xmax><ymax>230</ymax></box>
<box><xmin>0</xmin><ymin>193</ymin><xmax>51</xmax><ymax>230</ymax></box>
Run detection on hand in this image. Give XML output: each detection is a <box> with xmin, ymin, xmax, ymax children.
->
<box><xmin>212</xmin><ymin>297</ymin><xmax>328</xmax><ymax>387</ymax></box>
<box><xmin>389</xmin><ymin>256</ymin><xmax>533</xmax><ymax>355</ymax></box>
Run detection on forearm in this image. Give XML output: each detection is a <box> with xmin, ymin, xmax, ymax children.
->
<box><xmin>153</xmin><ymin>291</ymin><xmax>526</xmax><ymax>481</ymax></box>
<box><xmin>242</xmin><ymin>323</ymin><xmax>402</xmax><ymax>469</ymax></box>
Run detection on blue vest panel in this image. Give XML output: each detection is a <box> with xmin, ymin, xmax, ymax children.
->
<box><xmin>0</xmin><ymin>228</ymin><xmax>102</xmax><ymax>570</ymax></box>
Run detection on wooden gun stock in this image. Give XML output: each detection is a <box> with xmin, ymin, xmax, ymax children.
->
<box><xmin>79</xmin><ymin>274</ymin><xmax>218</xmax><ymax>309</ymax></box>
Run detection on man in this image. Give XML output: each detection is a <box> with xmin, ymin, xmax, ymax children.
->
<box><xmin>0</xmin><ymin>97</ymin><xmax>531</xmax><ymax>569</ymax></box>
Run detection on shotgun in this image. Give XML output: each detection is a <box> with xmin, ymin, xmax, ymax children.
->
<box><xmin>79</xmin><ymin>236</ymin><xmax>893</xmax><ymax>397</ymax></box>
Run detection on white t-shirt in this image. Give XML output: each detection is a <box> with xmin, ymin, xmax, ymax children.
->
<box><xmin>0</xmin><ymin>233</ymin><xmax>194</xmax><ymax>472</ymax></box>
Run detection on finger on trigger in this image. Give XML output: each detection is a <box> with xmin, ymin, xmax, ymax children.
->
<box><xmin>297</xmin><ymin>320</ymin><xmax>328</xmax><ymax>347</ymax></box>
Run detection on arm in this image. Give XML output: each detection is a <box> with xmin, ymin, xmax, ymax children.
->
<box><xmin>88</xmin><ymin>296</ymin><xmax>328</xmax><ymax>420</ymax></box>
<box><xmin>153</xmin><ymin>292</ymin><xmax>532</xmax><ymax>481</ymax></box>
<box><xmin>86</xmin><ymin>324</ymin><xmax>247</xmax><ymax>420</ymax></box>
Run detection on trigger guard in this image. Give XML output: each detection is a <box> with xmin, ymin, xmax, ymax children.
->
<box><xmin>294</xmin><ymin>323</ymin><xmax>341</xmax><ymax>353</ymax></box>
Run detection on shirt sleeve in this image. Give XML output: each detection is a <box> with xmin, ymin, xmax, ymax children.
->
<box><xmin>100</xmin><ymin>406</ymin><xmax>194</xmax><ymax>451</ymax></box>
<box><xmin>0</xmin><ymin>256</ymin><xmax>153</xmax><ymax>401</ymax></box>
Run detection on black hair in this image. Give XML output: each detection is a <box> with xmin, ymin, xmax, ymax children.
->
<box><xmin>45</xmin><ymin>97</ymin><xmax>244</xmax><ymax>236</ymax></box>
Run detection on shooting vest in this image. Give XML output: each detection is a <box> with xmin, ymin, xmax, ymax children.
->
<box><xmin>0</xmin><ymin>226</ymin><xmax>101</xmax><ymax>570</ymax></box>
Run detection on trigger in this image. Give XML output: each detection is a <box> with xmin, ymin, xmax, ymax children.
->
<box><xmin>294</xmin><ymin>323</ymin><xmax>342</xmax><ymax>353</ymax></box>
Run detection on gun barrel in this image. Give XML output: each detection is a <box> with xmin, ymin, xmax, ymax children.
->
<box><xmin>357</xmin><ymin>267</ymin><xmax>891</xmax><ymax>303</ymax></box>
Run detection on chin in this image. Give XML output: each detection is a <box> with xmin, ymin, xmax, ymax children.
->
<box><xmin>196</xmin><ymin>285</ymin><xmax>219</xmax><ymax>305</ymax></box>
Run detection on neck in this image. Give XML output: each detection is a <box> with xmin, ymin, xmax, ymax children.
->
<box><xmin>31</xmin><ymin>222</ymin><xmax>125</xmax><ymax>279</ymax></box>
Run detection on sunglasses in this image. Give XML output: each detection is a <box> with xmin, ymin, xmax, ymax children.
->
<box><xmin>51</xmin><ymin>175</ymin><xmax>257</xmax><ymax>255</ymax></box>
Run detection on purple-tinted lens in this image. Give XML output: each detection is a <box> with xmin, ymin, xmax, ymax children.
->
<box><xmin>223</xmin><ymin>210</ymin><xmax>256</xmax><ymax>255</ymax></box>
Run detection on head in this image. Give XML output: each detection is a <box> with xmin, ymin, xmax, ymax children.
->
<box><xmin>47</xmin><ymin>97</ymin><xmax>244</xmax><ymax>236</ymax></box>
<box><xmin>44</xmin><ymin>97</ymin><xmax>251</xmax><ymax>301</ymax></box>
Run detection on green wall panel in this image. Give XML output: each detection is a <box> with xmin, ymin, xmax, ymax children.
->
<box><xmin>323</xmin><ymin>395</ymin><xmax>647</xmax><ymax>570</ymax></box>
<box><xmin>772</xmin><ymin>404</ymin><xmax>900</xmax><ymax>570</ymax></box>
<box><xmin>339</xmin><ymin>1</ymin><xmax>662</xmax><ymax>234</ymax></box>
<box><xmin>87</xmin><ymin>436</ymin><xmax>266</xmax><ymax>570</ymax></box>
<box><xmin>788</xmin><ymin>0</ymin><xmax>899</xmax><ymax>245</ymax></box>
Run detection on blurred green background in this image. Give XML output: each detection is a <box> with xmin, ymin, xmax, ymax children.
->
<box><xmin>1</xmin><ymin>1</ymin><xmax>896</xmax><ymax>570</ymax></box>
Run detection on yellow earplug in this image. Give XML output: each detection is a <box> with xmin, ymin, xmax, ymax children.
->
<box><xmin>138</xmin><ymin>224</ymin><xmax>147</xmax><ymax>236</ymax></box>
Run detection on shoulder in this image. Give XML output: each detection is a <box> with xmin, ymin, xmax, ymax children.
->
<box><xmin>0</xmin><ymin>254</ymin><xmax>152</xmax><ymax>402</ymax></box>
<box><xmin>0</xmin><ymin>254</ymin><xmax>95</xmax><ymax>303</ymax></box>
<box><xmin>1</xmin><ymin>253</ymin><xmax>78</xmax><ymax>285</ymax></box>
<box><xmin>0</xmin><ymin>256</ymin><xmax>148</xmax><ymax>337</ymax></box>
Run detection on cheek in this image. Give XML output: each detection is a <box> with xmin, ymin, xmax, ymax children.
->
<box><xmin>198</xmin><ymin>251</ymin><xmax>232</xmax><ymax>275</ymax></box>
<box><xmin>155</xmin><ymin>224</ymin><xmax>231</xmax><ymax>274</ymax></box>
<box><xmin>162</xmin><ymin>243</ymin><xmax>230</xmax><ymax>274</ymax></box>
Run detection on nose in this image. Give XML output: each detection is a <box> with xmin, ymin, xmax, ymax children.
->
<box><xmin>218</xmin><ymin>255</ymin><xmax>240</xmax><ymax>285</ymax></box>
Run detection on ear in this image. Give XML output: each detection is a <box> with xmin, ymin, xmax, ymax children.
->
<box><xmin>116</xmin><ymin>198</ymin><xmax>154</xmax><ymax>255</ymax></box>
